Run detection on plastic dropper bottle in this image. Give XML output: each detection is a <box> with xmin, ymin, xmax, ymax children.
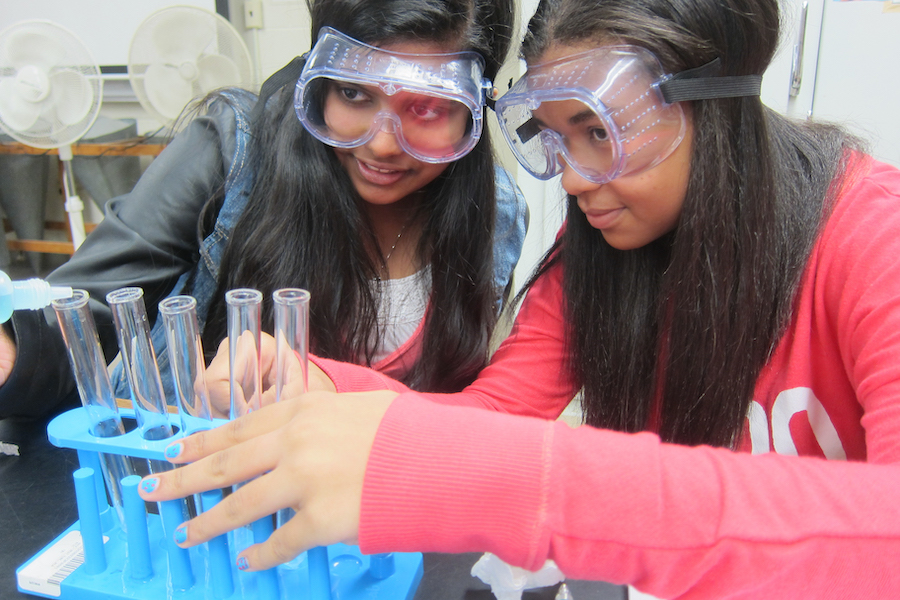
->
<box><xmin>0</xmin><ymin>270</ymin><xmax>74</xmax><ymax>323</ymax></box>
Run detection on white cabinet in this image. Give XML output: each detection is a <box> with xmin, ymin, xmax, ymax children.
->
<box><xmin>761</xmin><ymin>0</ymin><xmax>900</xmax><ymax>167</ymax></box>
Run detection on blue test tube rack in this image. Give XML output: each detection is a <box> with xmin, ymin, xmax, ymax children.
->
<box><xmin>16</xmin><ymin>407</ymin><xmax>423</xmax><ymax>600</ymax></box>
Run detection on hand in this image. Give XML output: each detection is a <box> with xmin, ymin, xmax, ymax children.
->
<box><xmin>137</xmin><ymin>389</ymin><xmax>397</xmax><ymax>570</ymax></box>
<box><xmin>0</xmin><ymin>325</ymin><xmax>16</xmax><ymax>386</ymax></box>
<box><xmin>307</xmin><ymin>360</ymin><xmax>337</xmax><ymax>393</ymax></box>
<box><xmin>206</xmin><ymin>333</ymin><xmax>279</xmax><ymax>418</ymax></box>
<box><xmin>206</xmin><ymin>333</ymin><xmax>335</xmax><ymax>418</ymax></box>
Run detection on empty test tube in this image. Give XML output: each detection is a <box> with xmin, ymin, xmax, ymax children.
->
<box><xmin>274</xmin><ymin>288</ymin><xmax>310</xmax><ymax>402</ymax></box>
<box><xmin>273</xmin><ymin>290</ymin><xmax>310</xmax><ymax>531</ymax></box>
<box><xmin>273</xmin><ymin>289</ymin><xmax>329</xmax><ymax>595</ymax></box>
<box><xmin>107</xmin><ymin>287</ymin><xmax>174</xmax><ymax>474</ymax></box>
<box><xmin>53</xmin><ymin>290</ymin><xmax>135</xmax><ymax>530</ymax></box>
<box><xmin>226</xmin><ymin>288</ymin><xmax>263</xmax><ymax>419</ymax></box>
<box><xmin>159</xmin><ymin>295</ymin><xmax>213</xmax><ymax>435</ymax></box>
<box><xmin>274</xmin><ymin>288</ymin><xmax>311</xmax><ymax>402</ymax></box>
<box><xmin>159</xmin><ymin>295</ymin><xmax>213</xmax><ymax>518</ymax></box>
<box><xmin>226</xmin><ymin>288</ymin><xmax>280</xmax><ymax>591</ymax></box>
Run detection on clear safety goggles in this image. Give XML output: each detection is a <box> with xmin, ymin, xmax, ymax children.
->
<box><xmin>495</xmin><ymin>46</ymin><xmax>761</xmax><ymax>183</ymax></box>
<box><xmin>294</xmin><ymin>27</ymin><xmax>493</xmax><ymax>163</ymax></box>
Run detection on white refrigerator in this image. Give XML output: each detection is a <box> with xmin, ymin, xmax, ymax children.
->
<box><xmin>762</xmin><ymin>0</ymin><xmax>900</xmax><ymax>167</ymax></box>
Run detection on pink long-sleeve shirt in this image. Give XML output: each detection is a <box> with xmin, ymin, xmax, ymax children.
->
<box><xmin>314</xmin><ymin>156</ymin><xmax>900</xmax><ymax>598</ymax></box>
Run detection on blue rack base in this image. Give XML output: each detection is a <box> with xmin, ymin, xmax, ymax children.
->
<box><xmin>16</xmin><ymin>408</ymin><xmax>423</xmax><ymax>600</ymax></box>
<box><xmin>18</xmin><ymin>519</ymin><xmax>423</xmax><ymax>600</ymax></box>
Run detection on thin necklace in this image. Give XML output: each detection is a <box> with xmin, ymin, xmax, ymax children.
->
<box><xmin>377</xmin><ymin>215</ymin><xmax>415</xmax><ymax>280</ymax></box>
<box><xmin>383</xmin><ymin>216</ymin><xmax>413</xmax><ymax>263</ymax></box>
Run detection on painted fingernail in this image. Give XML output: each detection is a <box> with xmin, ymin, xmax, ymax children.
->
<box><xmin>174</xmin><ymin>523</ymin><xmax>187</xmax><ymax>545</ymax></box>
<box><xmin>164</xmin><ymin>442</ymin><xmax>183</xmax><ymax>459</ymax></box>
<box><xmin>237</xmin><ymin>556</ymin><xmax>249</xmax><ymax>571</ymax></box>
<box><xmin>140</xmin><ymin>477</ymin><xmax>159</xmax><ymax>494</ymax></box>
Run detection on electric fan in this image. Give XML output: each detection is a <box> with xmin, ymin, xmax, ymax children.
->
<box><xmin>0</xmin><ymin>19</ymin><xmax>102</xmax><ymax>250</ymax></box>
<box><xmin>128</xmin><ymin>6</ymin><xmax>255</xmax><ymax>128</ymax></box>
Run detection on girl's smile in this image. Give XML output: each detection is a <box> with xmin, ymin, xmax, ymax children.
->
<box><xmin>582</xmin><ymin>206</ymin><xmax>626</xmax><ymax>230</ymax></box>
<box><xmin>354</xmin><ymin>157</ymin><xmax>409</xmax><ymax>187</ymax></box>
<box><xmin>335</xmin><ymin>145</ymin><xmax>447</xmax><ymax>206</ymax></box>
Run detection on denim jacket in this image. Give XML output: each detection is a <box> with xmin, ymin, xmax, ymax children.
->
<box><xmin>108</xmin><ymin>91</ymin><xmax>528</xmax><ymax>404</ymax></box>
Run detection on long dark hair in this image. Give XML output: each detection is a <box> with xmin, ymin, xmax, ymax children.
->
<box><xmin>197</xmin><ymin>0</ymin><xmax>514</xmax><ymax>392</ymax></box>
<box><xmin>518</xmin><ymin>0</ymin><xmax>860</xmax><ymax>446</ymax></box>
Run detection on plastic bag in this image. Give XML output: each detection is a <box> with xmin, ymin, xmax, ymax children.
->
<box><xmin>471</xmin><ymin>552</ymin><xmax>566</xmax><ymax>600</ymax></box>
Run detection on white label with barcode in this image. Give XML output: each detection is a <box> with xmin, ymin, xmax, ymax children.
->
<box><xmin>17</xmin><ymin>530</ymin><xmax>106</xmax><ymax>597</ymax></box>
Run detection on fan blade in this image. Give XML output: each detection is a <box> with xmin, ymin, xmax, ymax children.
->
<box><xmin>144</xmin><ymin>63</ymin><xmax>193</xmax><ymax>121</ymax></box>
<box><xmin>0</xmin><ymin>77</ymin><xmax>41</xmax><ymax>132</ymax></box>
<box><xmin>151</xmin><ymin>11</ymin><xmax>216</xmax><ymax>64</ymax></box>
<box><xmin>6</xmin><ymin>29</ymin><xmax>67</xmax><ymax>70</ymax></box>
<box><xmin>196</xmin><ymin>54</ymin><xmax>241</xmax><ymax>93</ymax></box>
<box><xmin>48</xmin><ymin>70</ymin><xmax>94</xmax><ymax>126</ymax></box>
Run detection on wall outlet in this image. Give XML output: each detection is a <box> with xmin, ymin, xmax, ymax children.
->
<box><xmin>244</xmin><ymin>0</ymin><xmax>263</xmax><ymax>29</ymax></box>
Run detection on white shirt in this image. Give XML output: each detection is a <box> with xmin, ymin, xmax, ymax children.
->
<box><xmin>371</xmin><ymin>266</ymin><xmax>431</xmax><ymax>364</ymax></box>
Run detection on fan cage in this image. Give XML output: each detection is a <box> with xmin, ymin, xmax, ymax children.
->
<box><xmin>0</xmin><ymin>19</ymin><xmax>102</xmax><ymax>149</ymax></box>
<box><xmin>128</xmin><ymin>6</ymin><xmax>254</xmax><ymax>125</ymax></box>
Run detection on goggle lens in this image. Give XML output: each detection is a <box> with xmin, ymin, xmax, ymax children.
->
<box><xmin>294</xmin><ymin>27</ymin><xmax>489</xmax><ymax>164</ymax></box>
<box><xmin>299</xmin><ymin>77</ymin><xmax>477</xmax><ymax>162</ymax></box>
<box><xmin>500</xmin><ymin>98</ymin><xmax>623</xmax><ymax>181</ymax></box>
<box><xmin>495</xmin><ymin>46</ymin><xmax>687</xmax><ymax>183</ymax></box>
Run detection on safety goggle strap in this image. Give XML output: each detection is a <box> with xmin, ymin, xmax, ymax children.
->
<box><xmin>659</xmin><ymin>57</ymin><xmax>762</xmax><ymax>103</ymax></box>
<box><xmin>250</xmin><ymin>53</ymin><xmax>309</xmax><ymax>126</ymax></box>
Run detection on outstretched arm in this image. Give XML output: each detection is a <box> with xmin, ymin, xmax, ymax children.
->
<box><xmin>307</xmin><ymin>258</ymin><xmax>579</xmax><ymax>420</ymax></box>
<box><xmin>140</xmin><ymin>390</ymin><xmax>900</xmax><ymax>598</ymax></box>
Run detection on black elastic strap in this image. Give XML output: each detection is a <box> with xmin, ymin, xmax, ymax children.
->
<box><xmin>250</xmin><ymin>53</ymin><xmax>308</xmax><ymax>125</ymax></box>
<box><xmin>659</xmin><ymin>57</ymin><xmax>762</xmax><ymax>103</ymax></box>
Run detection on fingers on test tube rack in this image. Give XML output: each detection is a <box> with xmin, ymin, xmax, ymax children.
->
<box><xmin>44</xmin><ymin>289</ymin><xmax>425</xmax><ymax>599</ymax></box>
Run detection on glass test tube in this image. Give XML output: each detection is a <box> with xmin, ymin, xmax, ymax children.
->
<box><xmin>53</xmin><ymin>289</ymin><xmax>135</xmax><ymax>529</ymax></box>
<box><xmin>159</xmin><ymin>296</ymin><xmax>213</xmax><ymax>435</ymax></box>
<box><xmin>274</xmin><ymin>288</ymin><xmax>310</xmax><ymax>402</ymax></box>
<box><xmin>273</xmin><ymin>289</ymin><xmax>310</xmax><ymax>535</ymax></box>
<box><xmin>225</xmin><ymin>288</ymin><xmax>271</xmax><ymax>562</ymax></box>
<box><xmin>107</xmin><ymin>287</ymin><xmax>174</xmax><ymax>475</ymax></box>
<box><xmin>226</xmin><ymin>288</ymin><xmax>263</xmax><ymax>420</ymax></box>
